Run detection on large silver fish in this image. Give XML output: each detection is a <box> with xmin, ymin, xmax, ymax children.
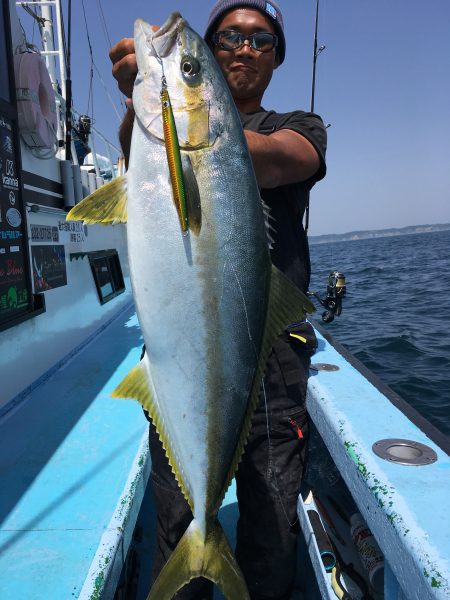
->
<box><xmin>67</xmin><ymin>13</ymin><xmax>314</xmax><ymax>599</ymax></box>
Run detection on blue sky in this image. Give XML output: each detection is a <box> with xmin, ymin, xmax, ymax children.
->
<box><xmin>18</xmin><ymin>0</ymin><xmax>450</xmax><ymax>235</ymax></box>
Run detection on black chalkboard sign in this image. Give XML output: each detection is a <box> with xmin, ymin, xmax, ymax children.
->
<box><xmin>0</xmin><ymin>113</ymin><xmax>31</xmax><ymax>322</ymax></box>
<box><xmin>0</xmin><ymin>1</ymin><xmax>43</xmax><ymax>331</ymax></box>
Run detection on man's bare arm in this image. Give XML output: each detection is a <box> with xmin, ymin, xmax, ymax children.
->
<box><xmin>109</xmin><ymin>37</ymin><xmax>320</xmax><ymax>184</ymax></box>
<box><xmin>244</xmin><ymin>129</ymin><xmax>321</xmax><ymax>189</ymax></box>
<box><xmin>110</xmin><ymin>37</ymin><xmax>137</xmax><ymax>164</ymax></box>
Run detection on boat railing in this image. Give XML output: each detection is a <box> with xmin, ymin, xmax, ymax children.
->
<box><xmin>16</xmin><ymin>0</ymin><xmax>124</xmax><ymax>183</ymax></box>
<box><xmin>54</xmin><ymin>89</ymin><xmax>122</xmax><ymax>180</ymax></box>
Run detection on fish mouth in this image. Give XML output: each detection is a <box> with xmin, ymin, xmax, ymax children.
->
<box><xmin>133</xmin><ymin>14</ymin><xmax>214</xmax><ymax>151</ymax></box>
<box><xmin>139</xmin><ymin>11</ymin><xmax>185</xmax><ymax>59</ymax></box>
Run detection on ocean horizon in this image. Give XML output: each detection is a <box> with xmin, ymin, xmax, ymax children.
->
<box><xmin>309</xmin><ymin>228</ymin><xmax>450</xmax><ymax>437</ymax></box>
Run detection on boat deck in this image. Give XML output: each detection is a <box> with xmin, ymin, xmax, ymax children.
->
<box><xmin>0</xmin><ymin>304</ymin><xmax>149</xmax><ymax>599</ymax></box>
<box><xmin>1</xmin><ymin>305</ymin><xmax>449</xmax><ymax>599</ymax></box>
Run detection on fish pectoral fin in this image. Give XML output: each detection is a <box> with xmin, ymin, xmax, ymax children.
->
<box><xmin>147</xmin><ymin>519</ymin><xmax>249</xmax><ymax>600</ymax></box>
<box><xmin>66</xmin><ymin>175</ymin><xmax>127</xmax><ymax>224</ymax></box>
<box><xmin>181</xmin><ymin>154</ymin><xmax>201</xmax><ymax>236</ymax></box>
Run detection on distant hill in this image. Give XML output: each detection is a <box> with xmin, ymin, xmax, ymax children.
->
<box><xmin>309</xmin><ymin>223</ymin><xmax>450</xmax><ymax>245</ymax></box>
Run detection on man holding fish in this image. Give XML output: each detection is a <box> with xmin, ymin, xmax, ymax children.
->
<box><xmin>109</xmin><ymin>1</ymin><xmax>327</xmax><ymax>598</ymax></box>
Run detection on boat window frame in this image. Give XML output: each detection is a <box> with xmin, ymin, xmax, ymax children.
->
<box><xmin>87</xmin><ymin>249</ymin><xmax>126</xmax><ymax>305</ymax></box>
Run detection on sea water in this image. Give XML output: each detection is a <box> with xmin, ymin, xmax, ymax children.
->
<box><xmin>310</xmin><ymin>229</ymin><xmax>450</xmax><ymax>437</ymax></box>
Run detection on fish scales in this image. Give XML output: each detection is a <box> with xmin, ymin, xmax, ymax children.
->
<box><xmin>128</xmin><ymin>119</ymin><xmax>269</xmax><ymax>520</ymax></box>
<box><xmin>67</xmin><ymin>12</ymin><xmax>314</xmax><ymax>599</ymax></box>
<box><xmin>128</xmin><ymin>15</ymin><xmax>270</xmax><ymax>527</ymax></box>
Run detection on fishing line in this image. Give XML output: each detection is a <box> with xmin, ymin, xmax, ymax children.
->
<box><xmin>96</xmin><ymin>0</ymin><xmax>113</xmax><ymax>49</ymax></box>
<box><xmin>80</xmin><ymin>0</ymin><xmax>94</xmax><ymax>118</ymax></box>
<box><xmin>261</xmin><ymin>377</ymin><xmax>298</xmax><ymax>528</ymax></box>
<box><xmin>231</xmin><ymin>264</ymin><xmax>253</xmax><ymax>343</ymax></box>
<box><xmin>231</xmin><ymin>262</ymin><xmax>296</xmax><ymax>528</ymax></box>
<box><xmin>96</xmin><ymin>0</ymin><xmax>126</xmax><ymax>115</ymax></box>
<box><xmin>81</xmin><ymin>0</ymin><xmax>122</xmax><ymax>124</ymax></box>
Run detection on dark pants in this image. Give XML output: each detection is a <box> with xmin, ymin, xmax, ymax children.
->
<box><xmin>148</xmin><ymin>325</ymin><xmax>315</xmax><ymax>600</ymax></box>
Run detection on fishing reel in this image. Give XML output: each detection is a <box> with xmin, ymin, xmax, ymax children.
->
<box><xmin>76</xmin><ymin>115</ymin><xmax>92</xmax><ymax>143</ymax></box>
<box><xmin>310</xmin><ymin>271</ymin><xmax>346</xmax><ymax>323</ymax></box>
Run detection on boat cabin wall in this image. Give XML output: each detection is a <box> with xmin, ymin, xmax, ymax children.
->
<box><xmin>0</xmin><ymin>1</ymin><xmax>133</xmax><ymax>415</ymax></box>
<box><xmin>0</xmin><ymin>215</ymin><xmax>131</xmax><ymax>414</ymax></box>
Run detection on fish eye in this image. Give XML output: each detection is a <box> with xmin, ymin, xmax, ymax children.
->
<box><xmin>181</xmin><ymin>56</ymin><xmax>201</xmax><ymax>80</ymax></box>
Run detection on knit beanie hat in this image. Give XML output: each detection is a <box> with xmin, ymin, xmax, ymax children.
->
<box><xmin>204</xmin><ymin>0</ymin><xmax>286</xmax><ymax>64</ymax></box>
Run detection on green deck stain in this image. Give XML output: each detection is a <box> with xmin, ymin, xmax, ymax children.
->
<box><xmin>90</xmin><ymin>572</ymin><xmax>105</xmax><ymax>600</ymax></box>
<box><xmin>431</xmin><ymin>577</ymin><xmax>442</xmax><ymax>588</ymax></box>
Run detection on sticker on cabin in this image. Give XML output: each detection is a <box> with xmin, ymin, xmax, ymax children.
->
<box><xmin>57</xmin><ymin>220</ymin><xmax>87</xmax><ymax>244</ymax></box>
<box><xmin>0</xmin><ymin>230</ymin><xmax>22</xmax><ymax>239</ymax></box>
<box><xmin>0</xmin><ymin>257</ymin><xmax>24</xmax><ymax>285</ymax></box>
<box><xmin>3</xmin><ymin>135</ymin><xmax>13</xmax><ymax>155</ymax></box>
<box><xmin>2</xmin><ymin>159</ymin><xmax>18</xmax><ymax>190</ymax></box>
<box><xmin>6</xmin><ymin>207</ymin><xmax>21</xmax><ymax>228</ymax></box>
<box><xmin>31</xmin><ymin>244</ymin><xmax>67</xmax><ymax>292</ymax></box>
<box><xmin>0</xmin><ymin>285</ymin><xmax>28</xmax><ymax>312</ymax></box>
<box><xmin>30</xmin><ymin>224</ymin><xmax>59</xmax><ymax>243</ymax></box>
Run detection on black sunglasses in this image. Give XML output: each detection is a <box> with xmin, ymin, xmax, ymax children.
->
<box><xmin>212</xmin><ymin>30</ymin><xmax>278</xmax><ymax>53</ymax></box>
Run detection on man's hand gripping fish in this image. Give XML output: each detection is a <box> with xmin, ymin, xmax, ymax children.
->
<box><xmin>67</xmin><ymin>13</ymin><xmax>314</xmax><ymax>600</ymax></box>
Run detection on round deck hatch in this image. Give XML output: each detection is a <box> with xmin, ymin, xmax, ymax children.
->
<box><xmin>310</xmin><ymin>363</ymin><xmax>340</xmax><ymax>372</ymax></box>
<box><xmin>372</xmin><ymin>438</ymin><xmax>437</xmax><ymax>466</ymax></box>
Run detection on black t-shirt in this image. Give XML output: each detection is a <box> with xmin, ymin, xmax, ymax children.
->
<box><xmin>240</xmin><ymin>109</ymin><xmax>327</xmax><ymax>293</ymax></box>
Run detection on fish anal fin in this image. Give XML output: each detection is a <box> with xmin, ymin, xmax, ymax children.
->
<box><xmin>147</xmin><ymin>519</ymin><xmax>249</xmax><ymax>600</ymax></box>
<box><xmin>218</xmin><ymin>264</ymin><xmax>315</xmax><ymax>506</ymax></box>
<box><xmin>112</xmin><ymin>360</ymin><xmax>194</xmax><ymax>512</ymax></box>
<box><xmin>182</xmin><ymin>154</ymin><xmax>202</xmax><ymax>236</ymax></box>
<box><xmin>66</xmin><ymin>175</ymin><xmax>127</xmax><ymax>224</ymax></box>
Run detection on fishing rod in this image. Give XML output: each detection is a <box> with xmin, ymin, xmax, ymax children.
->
<box><xmin>304</xmin><ymin>0</ymin><xmax>325</xmax><ymax>233</ymax></box>
<box><xmin>306</xmin><ymin>0</ymin><xmax>347</xmax><ymax>323</ymax></box>
<box><xmin>310</xmin><ymin>0</ymin><xmax>326</xmax><ymax>114</ymax></box>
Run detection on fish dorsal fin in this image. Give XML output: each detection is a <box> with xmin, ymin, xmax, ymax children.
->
<box><xmin>66</xmin><ymin>175</ymin><xmax>127</xmax><ymax>224</ymax></box>
<box><xmin>216</xmin><ymin>264</ymin><xmax>315</xmax><ymax>509</ymax></box>
<box><xmin>181</xmin><ymin>153</ymin><xmax>202</xmax><ymax>236</ymax></box>
<box><xmin>260</xmin><ymin>196</ymin><xmax>276</xmax><ymax>248</ymax></box>
<box><xmin>112</xmin><ymin>358</ymin><xmax>194</xmax><ymax>512</ymax></box>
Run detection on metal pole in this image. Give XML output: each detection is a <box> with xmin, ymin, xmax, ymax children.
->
<box><xmin>65</xmin><ymin>0</ymin><xmax>72</xmax><ymax>161</ymax></box>
<box><xmin>39</xmin><ymin>1</ymin><xmax>57</xmax><ymax>83</ymax></box>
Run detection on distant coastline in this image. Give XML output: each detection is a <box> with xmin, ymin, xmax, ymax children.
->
<box><xmin>309</xmin><ymin>223</ymin><xmax>450</xmax><ymax>245</ymax></box>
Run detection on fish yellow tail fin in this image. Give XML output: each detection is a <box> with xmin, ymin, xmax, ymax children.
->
<box><xmin>147</xmin><ymin>519</ymin><xmax>249</xmax><ymax>600</ymax></box>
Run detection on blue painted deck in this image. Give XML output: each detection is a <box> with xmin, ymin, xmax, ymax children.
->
<box><xmin>0</xmin><ymin>304</ymin><xmax>150</xmax><ymax>600</ymax></box>
<box><xmin>1</xmin><ymin>304</ymin><xmax>449</xmax><ymax>600</ymax></box>
<box><xmin>305</xmin><ymin>327</ymin><xmax>450</xmax><ymax>599</ymax></box>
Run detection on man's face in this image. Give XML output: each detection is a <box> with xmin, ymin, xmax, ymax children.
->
<box><xmin>212</xmin><ymin>8</ymin><xmax>279</xmax><ymax>104</ymax></box>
